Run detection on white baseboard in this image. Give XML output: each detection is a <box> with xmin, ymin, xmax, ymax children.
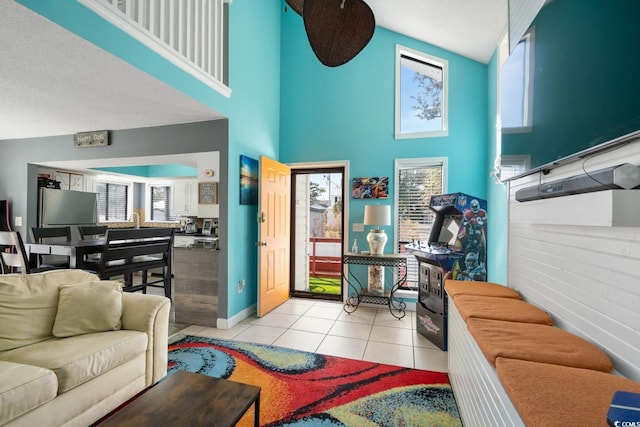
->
<box><xmin>216</xmin><ymin>303</ymin><xmax>256</xmax><ymax>330</ymax></box>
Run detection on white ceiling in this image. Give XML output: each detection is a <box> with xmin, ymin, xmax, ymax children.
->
<box><xmin>0</xmin><ymin>0</ymin><xmax>507</xmax><ymax>144</ymax></box>
<box><xmin>367</xmin><ymin>0</ymin><xmax>507</xmax><ymax>63</ymax></box>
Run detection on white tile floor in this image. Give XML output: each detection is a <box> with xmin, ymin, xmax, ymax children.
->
<box><xmin>174</xmin><ymin>298</ymin><xmax>449</xmax><ymax>373</ymax></box>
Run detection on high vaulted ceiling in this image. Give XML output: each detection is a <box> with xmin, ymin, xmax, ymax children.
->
<box><xmin>0</xmin><ymin>0</ymin><xmax>507</xmax><ymax>141</ymax></box>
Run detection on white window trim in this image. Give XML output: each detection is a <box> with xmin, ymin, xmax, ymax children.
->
<box><xmin>393</xmin><ymin>157</ymin><xmax>448</xmax><ymax>250</ymax></box>
<box><xmin>395</xmin><ymin>45</ymin><xmax>449</xmax><ymax>139</ymax></box>
<box><xmin>146</xmin><ymin>182</ymin><xmax>174</xmax><ymax>223</ymax></box>
<box><xmin>96</xmin><ymin>177</ymin><xmax>134</xmax><ymax>223</ymax></box>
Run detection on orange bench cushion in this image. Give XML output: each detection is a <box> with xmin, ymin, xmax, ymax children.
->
<box><xmin>444</xmin><ymin>279</ymin><xmax>521</xmax><ymax>299</ymax></box>
<box><xmin>467</xmin><ymin>317</ymin><xmax>614</xmax><ymax>372</ymax></box>
<box><xmin>496</xmin><ymin>358</ymin><xmax>640</xmax><ymax>427</ymax></box>
<box><xmin>453</xmin><ymin>294</ymin><xmax>553</xmax><ymax>325</ymax></box>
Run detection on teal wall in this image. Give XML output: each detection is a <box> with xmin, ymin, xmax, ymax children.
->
<box><xmin>279</xmin><ymin>8</ymin><xmax>489</xmax><ymax>248</ymax></box>
<box><xmin>225</xmin><ymin>0</ymin><xmax>281</xmax><ymax>317</ymax></box>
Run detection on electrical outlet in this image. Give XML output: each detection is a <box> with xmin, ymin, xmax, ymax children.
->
<box><xmin>14</xmin><ymin>216</ymin><xmax>22</xmax><ymax>227</ymax></box>
<box><xmin>238</xmin><ymin>279</ymin><xmax>245</xmax><ymax>293</ymax></box>
<box><xmin>352</xmin><ymin>223</ymin><xmax>364</xmax><ymax>232</ymax></box>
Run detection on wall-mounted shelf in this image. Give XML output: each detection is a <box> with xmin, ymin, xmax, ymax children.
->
<box><xmin>510</xmin><ymin>190</ymin><xmax>640</xmax><ymax>227</ymax></box>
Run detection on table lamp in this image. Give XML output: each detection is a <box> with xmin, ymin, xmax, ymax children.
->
<box><xmin>364</xmin><ymin>205</ymin><xmax>391</xmax><ymax>255</ymax></box>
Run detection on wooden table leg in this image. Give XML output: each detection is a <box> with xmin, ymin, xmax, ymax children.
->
<box><xmin>254</xmin><ymin>391</ymin><xmax>260</xmax><ymax>427</ymax></box>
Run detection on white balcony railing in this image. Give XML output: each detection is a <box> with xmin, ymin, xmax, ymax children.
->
<box><xmin>78</xmin><ymin>0</ymin><xmax>231</xmax><ymax>97</ymax></box>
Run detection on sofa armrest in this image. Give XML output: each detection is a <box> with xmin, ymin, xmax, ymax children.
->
<box><xmin>121</xmin><ymin>293</ymin><xmax>170</xmax><ymax>387</ymax></box>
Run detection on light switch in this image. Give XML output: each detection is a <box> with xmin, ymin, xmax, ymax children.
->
<box><xmin>14</xmin><ymin>216</ymin><xmax>22</xmax><ymax>226</ymax></box>
<box><xmin>352</xmin><ymin>223</ymin><xmax>364</xmax><ymax>232</ymax></box>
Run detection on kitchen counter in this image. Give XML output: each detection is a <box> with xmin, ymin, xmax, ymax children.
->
<box><xmin>176</xmin><ymin>242</ymin><xmax>218</xmax><ymax>250</ymax></box>
<box><xmin>175</xmin><ymin>231</ymin><xmax>216</xmax><ymax>237</ymax></box>
<box><xmin>174</xmin><ymin>237</ymin><xmax>218</xmax><ymax>249</ymax></box>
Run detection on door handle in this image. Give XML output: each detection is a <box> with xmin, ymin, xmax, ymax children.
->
<box><xmin>256</xmin><ymin>242</ymin><xmax>267</xmax><ymax>247</ymax></box>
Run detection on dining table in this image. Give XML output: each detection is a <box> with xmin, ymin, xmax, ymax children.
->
<box><xmin>24</xmin><ymin>239</ymin><xmax>105</xmax><ymax>270</ymax></box>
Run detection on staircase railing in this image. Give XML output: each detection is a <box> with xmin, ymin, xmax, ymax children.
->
<box><xmin>78</xmin><ymin>0</ymin><xmax>230</xmax><ymax>97</ymax></box>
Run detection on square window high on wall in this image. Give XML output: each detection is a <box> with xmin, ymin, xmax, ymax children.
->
<box><xmin>395</xmin><ymin>45</ymin><xmax>448</xmax><ymax>139</ymax></box>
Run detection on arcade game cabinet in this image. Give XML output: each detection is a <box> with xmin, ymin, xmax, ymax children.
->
<box><xmin>405</xmin><ymin>192</ymin><xmax>487</xmax><ymax>350</ymax></box>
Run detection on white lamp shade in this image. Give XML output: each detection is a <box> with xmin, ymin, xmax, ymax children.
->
<box><xmin>364</xmin><ymin>205</ymin><xmax>391</xmax><ymax>226</ymax></box>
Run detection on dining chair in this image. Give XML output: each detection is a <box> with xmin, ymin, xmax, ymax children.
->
<box><xmin>79</xmin><ymin>225</ymin><xmax>108</xmax><ymax>240</ymax></box>
<box><xmin>0</xmin><ymin>231</ymin><xmax>31</xmax><ymax>274</ymax></box>
<box><xmin>30</xmin><ymin>226</ymin><xmax>72</xmax><ymax>269</ymax></box>
<box><xmin>78</xmin><ymin>225</ymin><xmax>108</xmax><ymax>264</ymax></box>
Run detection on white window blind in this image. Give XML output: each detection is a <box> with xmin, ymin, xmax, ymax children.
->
<box><xmin>395</xmin><ymin>159</ymin><xmax>445</xmax><ymax>287</ymax></box>
<box><xmin>97</xmin><ymin>182</ymin><xmax>129</xmax><ymax>222</ymax></box>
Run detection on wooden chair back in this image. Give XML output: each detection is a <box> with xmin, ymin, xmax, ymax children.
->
<box><xmin>87</xmin><ymin>228</ymin><xmax>175</xmax><ymax>297</ymax></box>
<box><xmin>79</xmin><ymin>225</ymin><xmax>108</xmax><ymax>240</ymax></box>
<box><xmin>30</xmin><ymin>226</ymin><xmax>72</xmax><ymax>242</ymax></box>
<box><xmin>0</xmin><ymin>231</ymin><xmax>31</xmax><ymax>274</ymax></box>
<box><xmin>29</xmin><ymin>226</ymin><xmax>72</xmax><ymax>268</ymax></box>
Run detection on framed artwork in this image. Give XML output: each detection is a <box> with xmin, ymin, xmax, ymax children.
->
<box><xmin>198</xmin><ymin>182</ymin><xmax>218</xmax><ymax>204</ymax></box>
<box><xmin>240</xmin><ymin>155</ymin><xmax>258</xmax><ymax>205</ymax></box>
<box><xmin>352</xmin><ymin>177</ymin><xmax>388</xmax><ymax>199</ymax></box>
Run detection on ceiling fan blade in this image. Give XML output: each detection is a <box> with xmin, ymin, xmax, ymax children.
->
<box><xmin>285</xmin><ymin>0</ymin><xmax>303</xmax><ymax>16</ymax></box>
<box><xmin>303</xmin><ymin>0</ymin><xmax>375</xmax><ymax>67</ymax></box>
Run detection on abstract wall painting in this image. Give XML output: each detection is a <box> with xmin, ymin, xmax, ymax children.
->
<box><xmin>352</xmin><ymin>177</ymin><xmax>388</xmax><ymax>199</ymax></box>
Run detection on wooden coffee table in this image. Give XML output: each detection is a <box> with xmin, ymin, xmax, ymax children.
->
<box><xmin>97</xmin><ymin>371</ymin><xmax>261</xmax><ymax>426</ymax></box>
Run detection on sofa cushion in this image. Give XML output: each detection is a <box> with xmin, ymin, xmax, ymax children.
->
<box><xmin>453</xmin><ymin>294</ymin><xmax>553</xmax><ymax>325</ymax></box>
<box><xmin>0</xmin><ymin>330</ymin><xmax>147</xmax><ymax>394</ymax></box>
<box><xmin>444</xmin><ymin>279</ymin><xmax>521</xmax><ymax>299</ymax></box>
<box><xmin>467</xmin><ymin>317</ymin><xmax>614</xmax><ymax>372</ymax></box>
<box><xmin>0</xmin><ymin>360</ymin><xmax>58</xmax><ymax>425</ymax></box>
<box><xmin>53</xmin><ymin>280</ymin><xmax>123</xmax><ymax>337</ymax></box>
<box><xmin>0</xmin><ymin>270</ymin><xmax>99</xmax><ymax>351</ymax></box>
<box><xmin>496</xmin><ymin>357</ymin><xmax>640</xmax><ymax>427</ymax></box>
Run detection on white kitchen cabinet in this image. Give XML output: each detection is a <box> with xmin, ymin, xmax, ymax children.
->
<box><xmin>172</xmin><ymin>180</ymin><xmax>198</xmax><ymax>216</ymax></box>
<box><xmin>84</xmin><ymin>175</ymin><xmax>97</xmax><ymax>193</ymax></box>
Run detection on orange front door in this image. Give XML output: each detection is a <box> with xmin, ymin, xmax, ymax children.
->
<box><xmin>257</xmin><ymin>156</ymin><xmax>291</xmax><ymax>317</ymax></box>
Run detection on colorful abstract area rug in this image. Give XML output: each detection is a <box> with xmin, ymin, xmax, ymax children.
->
<box><xmin>168</xmin><ymin>335</ymin><xmax>462</xmax><ymax>427</ymax></box>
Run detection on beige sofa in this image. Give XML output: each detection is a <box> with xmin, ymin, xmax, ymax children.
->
<box><xmin>0</xmin><ymin>270</ymin><xmax>170</xmax><ymax>426</ymax></box>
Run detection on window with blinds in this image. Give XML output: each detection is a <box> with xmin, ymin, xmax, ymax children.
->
<box><xmin>150</xmin><ymin>185</ymin><xmax>172</xmax><ymax>221</ymax></box>
<box><xmin>395</xmin><ymin>159</ymin><xmax>446</xmax><ymax>287</ymax></box>
<box><xmin>96</xmin><ymin>181</ymin><xmax>129</xmax><ymax>222</ymax></box>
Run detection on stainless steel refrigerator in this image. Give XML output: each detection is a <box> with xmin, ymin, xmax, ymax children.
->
<box><xmin>39</xmin><ymin>188</ymin><xmax>98</xmax><ymax>240</ymax></box>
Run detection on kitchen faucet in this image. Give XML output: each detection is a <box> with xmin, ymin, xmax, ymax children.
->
<box><xmin>131</xmin><ymin>212</ymin><xmax>140</xmax><ymax>229</ymax></box>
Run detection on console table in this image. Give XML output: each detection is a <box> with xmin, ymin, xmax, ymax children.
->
<box><xmin>342</xmin><ymin>252</ymin><xmax>408</xmax><ymax>319</ymax></box>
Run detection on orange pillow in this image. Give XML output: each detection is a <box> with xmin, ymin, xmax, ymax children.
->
<box><xmin>496</xmin><ymin>358</ymin><xmax>640</xmax><ymax>427</ymax></box>
<box><xmin>444</xmin><ymin>279</ymin><xmax>521</xmax><ymax>299</ymax></box>
<box><xmin>468</xmin><ymin>317</ymin><xmax>613</xmax><ymax>372</ymax></box>
<box><xmin>453</xmin><ymin>294</ymin><xmax>553</xmax><ymax>325</ymax></box>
